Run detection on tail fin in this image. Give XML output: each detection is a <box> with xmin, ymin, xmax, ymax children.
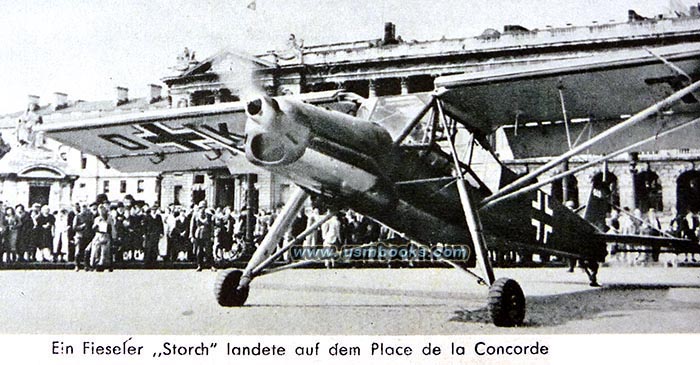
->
<box><xmin>583</xmin><ymin>186</ymin><xmax>610</xmax><ymax>232</ymax></box>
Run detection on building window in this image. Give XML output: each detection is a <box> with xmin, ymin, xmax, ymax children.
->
<box><xmin>174</xmin><ymin>185</ymin><xmax>183</xmax><ymax>205</ymax></box>
<box><xmin>103</xmin><ymin>181</ymin><xmax>110</xmax><ymax>194</ymax></box>
<box><xmin>80</xmin><ymin>153</ymin><xmax>87</xmax><ymax>169</ymax></box>
<box><xmin>120</xmin><ymin>180</ymin><xmax>127</xmax><ymax>193</ymax></box>
<box><xmin>79</xmin><ymin>183</ymin><xmax>86</xmax><ymax>189</ymax></box>
<box><xmin>194</xmin><ymin>174</ymin><xmax>205</xmax><ymax>184</ymax></box>
<box><xmin>137</xmin><ymin>180</ymin><xmax>144</xmax><ymax>193</ymax></box>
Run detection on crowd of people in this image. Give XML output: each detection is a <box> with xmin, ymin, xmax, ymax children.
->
<box><xmin>605</xmin><ymin>206</ymin><xmax>700</xmax><ymax>264</ymax></box>
<box><xmin>0</xmin><ymin>197</ymin><xmax>259</xmax><ymax>271</ymax></box>
<box><xmin>0</xmin><ymin>194</ymin><xmax>398</xmax><ymax>271</ymax></box>
<box><xmin>3</xmin><ymin>192</ymin><xmax>699</xmax><ymax>270</ymax></box>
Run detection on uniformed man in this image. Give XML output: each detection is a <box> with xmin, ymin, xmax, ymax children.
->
<box><xmin>190</xmin><ymin>201</ymin><xmax>215</xmax><ymax>271</ymax></box>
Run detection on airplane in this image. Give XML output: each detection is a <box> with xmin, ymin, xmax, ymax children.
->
<box><xmin>38</xmin><ymin>40</ymin><xmax>700</xmax><ymax>327</ymax></box>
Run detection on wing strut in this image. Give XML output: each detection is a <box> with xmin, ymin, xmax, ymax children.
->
<box><xmin>481</xmin><ymin>78</ymin><xmax>700</xmax><ymax>207</ymax></box>
<box><xmin>250</xmin><ymin>211</ymin><xmax>334</xmax><ymax>276</ymax></box>
<box><xmin>483</xmin><ymin>116</ymin><xmax>700</xmax><ymax>208</ymax></box>
<box><xmin>436</xmin><ymin>100</ymin><xmax>495</xmax><ymax>286</ymax></box>
<box><xmin>558</xmin><ymin>83</ymin><xmax>573</xmax><ymax>149</ymax></box>
<box><xmin>645</xmin><ymin>48</ymin><xmax>692</xmax><ymax>81</ymax></box>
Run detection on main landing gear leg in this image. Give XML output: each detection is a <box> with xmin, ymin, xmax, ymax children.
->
<box><xmin>455</xmin><ymin>180</ymin><xmax>526</xmax><ymax>327</ymax></box>
<box><xmin>214</xmin><ymin>186</ymin><xmax>309</xmax><ymax>307</ymax></box>
<box><xmin>437</xmin><ymin>101</ymin><xmax>525</xmax><ymax>327</ymax></box>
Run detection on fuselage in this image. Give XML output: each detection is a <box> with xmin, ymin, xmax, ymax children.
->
<box><xmin>244</xmin><ymin>96</ymin><xmax>607</xmax><ymax>261</ymax></box>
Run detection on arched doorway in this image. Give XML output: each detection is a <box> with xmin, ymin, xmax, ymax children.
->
<box><xmin>551</xmin><ymin>175</ymin><xmax>579</xmax><ymax>207</ymax></box>
<box><xmin>591</xmin><ymin>171</ymin><xmax>620</xmax><ymax>211</ymax></box>
<box><xmin>677</xmin><ymin>170</ymin><xmax>700</xmax><ymax>214</ymax></box>
<box><xmin>634</xmin><ymin>169</ymin><xmax>663</xmax><ymax>212</ymax></box>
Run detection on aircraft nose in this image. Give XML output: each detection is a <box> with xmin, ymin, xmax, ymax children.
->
<box><xmin>246</xmin><ymin>98</ymin><xmax>262</xmax><ymax>116</ymax></box>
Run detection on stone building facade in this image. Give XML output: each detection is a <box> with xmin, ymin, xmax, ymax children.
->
<box><xmin>161</xmin><ymin>11</ymin><xmax>700</xmax><ymax>218</ymax></box>
<box><xmin>0</xmin><ymin>145</ymin><xmax>77</xmax><ymax>209</ymax></box>
<box><xmin>3</xmin><ymin>8</ymin><xmax>699</xmax><ymax>216</ymax></box>
<box><xmin>0</xmin><ymin>88</ymin><xmax>167</xmax><ymax>210</ymax></box>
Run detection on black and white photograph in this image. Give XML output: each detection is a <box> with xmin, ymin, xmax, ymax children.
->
<box><xmin>0</xmin><ymin>0</ymin><xmax>699</xmax><ymax>363</ymax></box>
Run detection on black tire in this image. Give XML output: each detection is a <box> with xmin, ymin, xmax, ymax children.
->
<box><xmin>488</xmin><ymin>277</ymin><xmax>525</xmax><ymax>327</ymax></box>
<box><xmin>214</xmin><ymin>269</ymin><xmax>249</xmax><ymax>307</ymax></box>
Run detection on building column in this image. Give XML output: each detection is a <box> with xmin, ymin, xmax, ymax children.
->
<box><xmin>562</xmin><ymin>160</ymin><xmax>570</xmax><ymax>204</ymax></box>
<box><xmin>621</xmin><ymin>152</ymin><xmax>639</xmax><ymax>210</ymax></box>
<box><xmin>368</xmin><ymin>80</ymin><xmax>377</xmax><ymax>98</ymax></box>
<box><xmin>618</xmin><ymin>172</ymin><xmax>635</xmax><ymax>210</ymax></box>
<box><xmin>206</xmin><ymin>173</ymin><xmax>216</xmax><ymax>207</ymax></box>
<box><xmin>400</xmin><ymin>77</ymin><xmax>409</xmax><ymax>95</ymax></box>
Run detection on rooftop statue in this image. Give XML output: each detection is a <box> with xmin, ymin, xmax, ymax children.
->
<box><xmin>16</xmin><ymin>103</ymin><xmax>45</xmax><ymax>149</ymax></box>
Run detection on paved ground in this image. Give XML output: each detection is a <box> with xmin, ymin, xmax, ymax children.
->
<box><xmin>0</xmin><ymin>267</ymin><xmax>699</xmax><ymax>335</ymax></box>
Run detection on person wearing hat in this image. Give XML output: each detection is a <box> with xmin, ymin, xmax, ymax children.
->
<box><xmin>15</xmin><ymin>205</ymin><xmax>32</xmax><ymax>262</ymax></box>
<box><xmin>73</xmin><ymin>203</ymin><xmax>95</xmax><ymax>271</ymax></box>
<box><xmin>110</xmin><ymin>202</ymin><xmax>127</xmax><ymax>264</ymax></box>
<box><xmin>190</xmin><ymin>200</ymin><xmax>215</xmax><ymax>271</ymax></box>
<box><xmin>67</xmin><ymin>203</ymin><xmax>80</xmax><ymax>262</ymax></box>
<box><xmin>124</xmin><ymin>204</ymin><xmax>143</xmax><ymax>261</ymax></box>
<box><xmin>141</xmin><ymin>204</ymin><xmax>163</xmax><ymax>266</ymax></box>
<box><xmin>35</xmin><ymin>205</ymin><xmax>54</xmax><ymax>262</ymax></box>
<box><xmin>90</xmin><ymin>204</ymin><xmax>113</xmax><ymax>271</ymax></box>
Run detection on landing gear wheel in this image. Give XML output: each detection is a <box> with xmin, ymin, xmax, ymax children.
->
<box><xmin>488</xmin><ymin>278</ymin><xmax>525</xmax><ymax>327</ymax></box>
<box><xmin>214</xmin><ymin>269</ymin><xmax>249</xmax><ymax>307</ymax></box>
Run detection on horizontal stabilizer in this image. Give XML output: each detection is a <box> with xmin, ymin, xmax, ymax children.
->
<box><xmin>597</xmin><ymin>233</ymin><xmax>699</xmax><ymax>253</ymax></box>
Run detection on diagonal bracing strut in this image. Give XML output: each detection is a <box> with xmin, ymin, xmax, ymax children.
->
<box><xmin>436</xmin><ymin>100</ymin><xmax>496</xmax><ymax>286</ymax></box>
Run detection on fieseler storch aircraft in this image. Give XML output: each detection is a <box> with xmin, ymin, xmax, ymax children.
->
<box><xmin>38</xmin><ymin>41</ymin><xmax>700</xmax><ymax>327</ymax></box>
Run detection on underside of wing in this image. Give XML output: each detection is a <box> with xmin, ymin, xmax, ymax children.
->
<box><xmin>36</xmin><ymin>102</ymin><xmax>249</xmax><ymax>172</ymax></box>
<box><xmin>435</xmin><ymin>43</ymin><xmax>700</xmax><ymax>135</ymax></box>
<box><xmin>37</xmin><ymin>90</ymin><xmax>357</xmax><ymax>173</ymax></box>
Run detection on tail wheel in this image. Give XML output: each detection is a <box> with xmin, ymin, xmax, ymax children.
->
<box><xmin>214</xmin><ymin>269</ymin><xmax>249</xmax><ymax>307</ymax></box>
<box><xmin>488</xmin><ymin>278</ymin><xmax>525</xmax><ymax>327</ymax></box>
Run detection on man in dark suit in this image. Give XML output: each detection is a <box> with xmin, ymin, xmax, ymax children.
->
<box><xmin>681</xmin><ymin>210</ymin><xmax>699</xmax><ymax>262</ymax></box>
<box><xmin>680</xmin><ymin>210</ymin><xmax>699</xmax><ymax>241</ymax></box>
<box><xmin>141</xmin><ymin>204</ymin><xmax>163</xmax><ymax>267</ymax></box>
<box><xmin>67</xmin><ymin>203</ymin><xmax>79</xmax><ymax>262</ymax></box>
<box><xmin>72</xmin><ymin>203</ymin><xmax>95</xmax><ymax>271</ymax></box>
<box><xmin>111</xmin><ymin>202</ymin><xmax>128</xmax><ymax>264</ymax></box>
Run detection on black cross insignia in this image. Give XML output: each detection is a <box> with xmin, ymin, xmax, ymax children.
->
<box><xmin>531</xmin><ymin>190</ymin><xmax>554</xmax><ymax>244</ymax></box>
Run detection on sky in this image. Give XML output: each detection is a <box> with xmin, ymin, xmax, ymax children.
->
<box><xmin>0</xmin><ymin>0</ymin><xmax>689</xmax><ymax>114</ymax></box>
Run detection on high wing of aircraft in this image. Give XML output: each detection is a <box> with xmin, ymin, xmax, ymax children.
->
<box><xmin>35</xmin><ymin>91</ymin><xmax>358</xmax><ymax>173</ymax></box>
<box><xmin>436</xmin><ymin>42</ymin><xmax>700</xmax><ymax>137</ymax></box>
<box><xmin>38</xmin><ymin>42</ymin><xmax>700</xmax><ymax>328</ymax></box>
